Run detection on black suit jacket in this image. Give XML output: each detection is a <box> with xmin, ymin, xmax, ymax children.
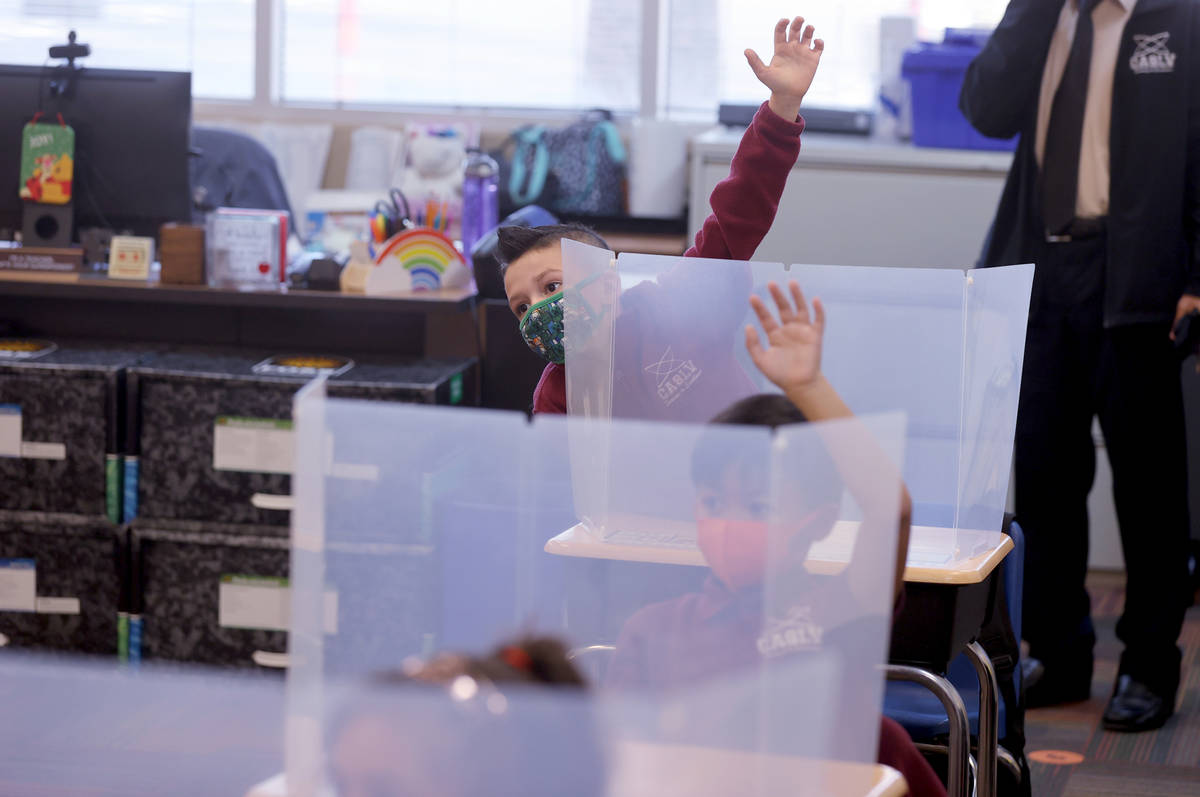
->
<box><xmin>961</xmin><ymin>0</ymin><xmax>1200</xmax><ymax>326</ymax></box>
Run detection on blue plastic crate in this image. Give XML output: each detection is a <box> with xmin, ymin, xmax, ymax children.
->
<box><xmin>902</xmin><ymin>29</ymin><xmax>1017</xmax><ymax>152</ymax></box>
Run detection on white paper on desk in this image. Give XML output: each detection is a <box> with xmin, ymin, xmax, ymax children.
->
<box><xmin>0</xmin><ymin>559</ymin><xmax>36</xmax><ymax>612</ymax></box>
<box><xmin>213</xmin><ymin>417</ymin><xmax>295</xmax><ymax>475</ymax></box>
<box><xmin>600</xmin><ymin>514</ymin><xmax>698</xmax><ymax>549</ymax></box>
<box><xmin>0</xmin><ymin>404</ymin><xmax>20</xmax><ymax>458</ymax></box>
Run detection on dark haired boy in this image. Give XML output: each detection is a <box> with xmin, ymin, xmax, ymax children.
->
<box><xmin>498</xmin><ymin>16</ymin><xmax>824</xmax><ymax>416</ymax></box>
<box><xmin>605</xmin><ymin>283</ymin><xmax>942</xmax><ymax>796</ymax></box>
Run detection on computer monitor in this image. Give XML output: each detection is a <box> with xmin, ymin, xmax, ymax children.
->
<box><xmin>0</xmin><ymin>64</ymin><xmax>192</xmax><ymax>241</ymax></box>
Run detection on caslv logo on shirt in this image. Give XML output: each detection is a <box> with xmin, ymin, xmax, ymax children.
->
<box><xmin>645</xmin><ymin>346</ymin><xmax>702</xmax><ymax>406</ymax></box>
<box><xmin>757</xmin><ymin>606</ymin><xmax>824</xmax><ymax>657</ymax></box>
<box><xmin>1129</xmin><ymin>32</ymin><xmax>1175</xmax><ymax>74</ymax></box>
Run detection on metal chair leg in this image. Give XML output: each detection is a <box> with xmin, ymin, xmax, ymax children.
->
<box><xmin>911</xmin><ymin>743</ymin><xmax>1022</xmax><ymax>793</ymax></box>
<box><xmin>886</xmin><ymin>665</ymin><xmax>972</xmax><ymax>797</ymax></box>
<box><xmin>997</xmin><ymin>746</ymin><xmax>1022</xmax><ymax>785</ymax></box>
<box><xmin>964</xmin><ymin>641</ymin><xmax>999</xmax><ymax>797</ymax></box>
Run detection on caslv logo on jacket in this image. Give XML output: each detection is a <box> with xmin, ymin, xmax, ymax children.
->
<box><xmin>645</xmin><ymin>346</ymin><xmax>702</xmax><ymax>407</ymax></box>
<box><xmin>1129</xmin><ymin>32</ymin><xmax>1176</xmax><ymax>74</ymax></box>
<box><xmin>757</xmin><ymin>606</ymin><xmax>824</xmax><ymax>658</ymax></box>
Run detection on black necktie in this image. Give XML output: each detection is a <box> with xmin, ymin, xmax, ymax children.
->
<box><xmin>1042</xmin><ymin>0</ymin><xmax>1102</xmax><ymax>235</ymax></box>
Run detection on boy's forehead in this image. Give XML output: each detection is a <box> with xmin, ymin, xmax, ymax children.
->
<box><xmin>504</xmin><ymin>247</ymin><xmax>563</xmax><ymax>290</ymax></box>
<box><xmin>714</xmin><ymin>462</ymin><xmax>769</xmax><ymax>494</ymax></box>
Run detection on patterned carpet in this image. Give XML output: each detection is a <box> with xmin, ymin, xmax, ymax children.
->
<box><xmin>1024</xmin><ymin>571</ymin><xmax>1200</xmax><ymax>796</ymax></box>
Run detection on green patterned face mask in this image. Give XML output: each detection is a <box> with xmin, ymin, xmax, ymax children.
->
<box><xmin>519</xmin><ymin>291</ymin><xmax>565</xmax><ymax>364</ymax></box>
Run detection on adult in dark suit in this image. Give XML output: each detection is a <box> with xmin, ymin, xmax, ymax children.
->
<box><xmin>962</xmin><ymin>0</ymin><xmax>1200</xmax><ymax>732</ymax></box>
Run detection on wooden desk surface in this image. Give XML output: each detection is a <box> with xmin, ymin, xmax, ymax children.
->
<box><xmin>612</xmin><ymin>742</ymin><xmax>907</xmax><ymax>797</ymax></box>
<box><xmin>244</xmin><ymin>744</ymin><xmax>906</xmax><ymax>797</ymax></box>
<box><xmin>545</xmin><ymin>519</ymin><xmax>1013</xmax><ymax>586</ymax></box>
<box><xmin>0</xmin><ymin>270</ymin><xmax>477</xmax><ymax>314</ymax></box>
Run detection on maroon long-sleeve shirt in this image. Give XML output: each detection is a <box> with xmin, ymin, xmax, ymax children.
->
<box><xmin>533</xmin><ymin>101</ymin><xmax>806</xmax><ymax>415</ymax></box>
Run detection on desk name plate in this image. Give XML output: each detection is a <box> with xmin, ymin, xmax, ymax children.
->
<box><xmin>0</xmin><ymin>247</ymin><xmax>83</xmax><ymax>274</ymax></box>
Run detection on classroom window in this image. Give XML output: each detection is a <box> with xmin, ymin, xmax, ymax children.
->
<box><xmin>665</xmin><ymin>0</ymin><xmax>1010</xmax><ymax>115</ymax></box>
<box><xmin>279</xmin><ymin>0</ymin><xmax>642</xmax><ymax>112</ymax></box>
<box><xmin>0</xmin><ymin>0</ymin><xmax>256</xmax><ymax>100</ymax></box>
<box><xmin>1</xmin><ymin>1</ymin><xmax>1014</xmax><ymax>117</ymax></box>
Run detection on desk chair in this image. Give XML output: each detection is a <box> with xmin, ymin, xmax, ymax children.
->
<box><xmin>190</xmin><ymin>127</ymin><xmax>294</xmax><ymax>227</ymax></box>
<box><xmin>884</xmin><ymin>521</ymin><xmax>1027</xmax><ymax>797</ymax></box>
<box><xmin>479</xmin><ymin>300</ymin><xmax>551</xmax><ymax>412</ymax></box>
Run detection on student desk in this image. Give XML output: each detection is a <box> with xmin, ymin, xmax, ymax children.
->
<box><xmin>545</xmin><ymin>521</ymin><xmax>1012</xmax><ymax>797</ymax></box>
<box><xmin>244</xmin><ymin>742</ymin><xmax>907</xmax><ymax>797</ymax></box>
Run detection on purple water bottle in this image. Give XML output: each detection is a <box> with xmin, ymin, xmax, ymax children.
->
<box><xmin>461</xmin><ymin>147</ymin><xmax>499</xmax><ymax>257</ymax></box>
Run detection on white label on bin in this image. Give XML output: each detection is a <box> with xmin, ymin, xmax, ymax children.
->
<box><xmin>213</xmin><ymin>417</ymin><xmax>294</xmax><ymax>475</ymax></box>
<box><xmin>20</xmin><ymin>441</ymin><xmax>66</xmax><ymax>460</ymax></box>
<box><xmin>36</xmin><ymin>596</ymin><xmax>80</xmax><ymax>615</ymax></box>
<box><xmin>251</xmin><ymin>493</ymin><xmax>295</xmax><ymax>511</ymax></box>
<box><xmin>219</xmin><ymin>575</ymin><xmax>337</xmax><ymax>634</ymax></box>
<box><xmin>220</xmin><ymin>575</ymin><xmax>290</xmax><ymax>631</ymax></box>
<box><xmin>0</xmin><ymin>559</ymin><xmax>36</xmax><ymax>612</ymax></box>
<box><xmin>0</xmin><ymin>405</ymin><xmax>20</xmax><ymax>458</ymax></box>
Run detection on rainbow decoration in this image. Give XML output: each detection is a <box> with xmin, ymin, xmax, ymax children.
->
<box><xmin>373</xmin><ymin>228</ymin><xmax>469</xmax><ymax>291</ymax></box>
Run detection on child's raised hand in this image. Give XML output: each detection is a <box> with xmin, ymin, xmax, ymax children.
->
<box><xmin>746</xmin><ymin>281</ymin><xmax>825</xmax><ymax>395</ymax></box>
<box><xmin>746</xmin><ymin>16</ymin><xmax>825</xmax><ymax>121</ymax></box>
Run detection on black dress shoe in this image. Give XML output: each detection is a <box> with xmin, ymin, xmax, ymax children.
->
<box><xmin>1023</xmin><ymin>657</ymin><xmax>1091</xmax><ymax>708</ymax></box>
<box><xmin>1102</xmin><ymin>675</ymin><xmax>1174</xmax><ymax>732</ymax></box>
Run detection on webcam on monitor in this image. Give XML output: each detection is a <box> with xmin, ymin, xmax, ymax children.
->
<box><xmin>47</xmin><ymin>30</ymin><xmax>90</xmax><ymax>98</ymax></box>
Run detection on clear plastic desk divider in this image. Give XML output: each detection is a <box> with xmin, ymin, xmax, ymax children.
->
<box><xmin>565</xmin><ymin>240</ymin><xmax>1034</xmax><ymax>559</ymax></box>
<box><xmin>285</xmin><ymin>395</ymin><xmax>908</xmax><ymax>795</ymax></box>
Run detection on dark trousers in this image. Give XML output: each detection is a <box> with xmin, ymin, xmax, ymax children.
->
<box><xmin>1015</xmin><ymin>235</ymin><xmax>1190</xmax><ymax>695</ymax></box>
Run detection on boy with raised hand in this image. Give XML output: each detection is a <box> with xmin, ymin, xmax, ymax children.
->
<box><xmin>497</xmin><ymin>16</ymin><xmax>824</xmax><ymax>415</ymax></box>
<box><xmin>606</xmin><ymin>282</ymin><xmax>941</xmax><ymax>796</ymax></box>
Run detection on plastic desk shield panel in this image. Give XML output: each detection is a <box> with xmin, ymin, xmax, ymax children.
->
<box><xmin>286</xmin><ymin>394</ymin><xmax>905</xmax><ymax>795</ymax></box>
<box><xmin>564</xmin><ymin>240</ymin><xmax>1033</xmax><ymax>553</ymax></box>
<box><xmin>0</xmin><ymin>656</ymin><xmax>283</xmax><ymax>795</ymax></box>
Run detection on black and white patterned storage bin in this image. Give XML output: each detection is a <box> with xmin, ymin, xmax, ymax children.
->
<box><xmin>131</xmin><ymin>519</ymin><xmax>438</xmax><ymax>670</ymax></box>
<box><xmin>0</xmin><ymin>512</ymin><xmax>124</xmax><ymax>656</ymax></box>
<box><xmin>126</xmin><ymin>350</ymin><xmax>476</xmax><ymax>526</ymax></box>
<box><xmin>0</xmin><ymin>342</ymin><xmax>143</xmax><ymax>520</ymax></box>
<box><xmin>131</xmin><ymin>520</ymin><xmax>290</xmax><ymax>669</ymax></box>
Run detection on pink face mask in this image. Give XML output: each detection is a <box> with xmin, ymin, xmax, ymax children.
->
<box><xmin>696</xmin><ymin>506</ymin><xmax>836</xmax><ymax>592</ymax></box>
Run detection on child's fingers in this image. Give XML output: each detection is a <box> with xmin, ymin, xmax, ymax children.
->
<box><xmin>749</xmin><ymin>294</ymin><xmax>780</xmax><ymax>334</ymax></box>
<box><xmin>768</xmin><ymin>282</ymin><xmax>796</xmax><ymax>322</ymax></box>
<box><xmin>774</xmin><ymin>18</ymin><xmax>789</xmax><ymax>48</ymax></box>
<box><xmin>800</xmin><ymin>24</ymin><xmax>815</xmax><ymax>47</ymax></box>
<box><xmin>812</xmin><ymin>297</ymin><xmax>826</xmax><ymax>334</ymax></box>
<box><xmin>745</xmin><ymin>325</ymin><xmax>766</xmax><ymax>362</ymax></box>
<box><xmin>813</xmin><ymin>38</ymin><xmax>825</xmax><ymax>54</ymax></box>
<box><xmin>744</xmin><ymin>49</ymin><xmax>768</xmax><ymax>79</ymax></box>
<box><xmin>788</xmin><ymin>16</ymin><xmax>805</xmax><ymax>43</ymax></box>
<box><xmin>788</xmin><ymin>281</ymin><xmax>810</xmax><ymax>322</ymax></box>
